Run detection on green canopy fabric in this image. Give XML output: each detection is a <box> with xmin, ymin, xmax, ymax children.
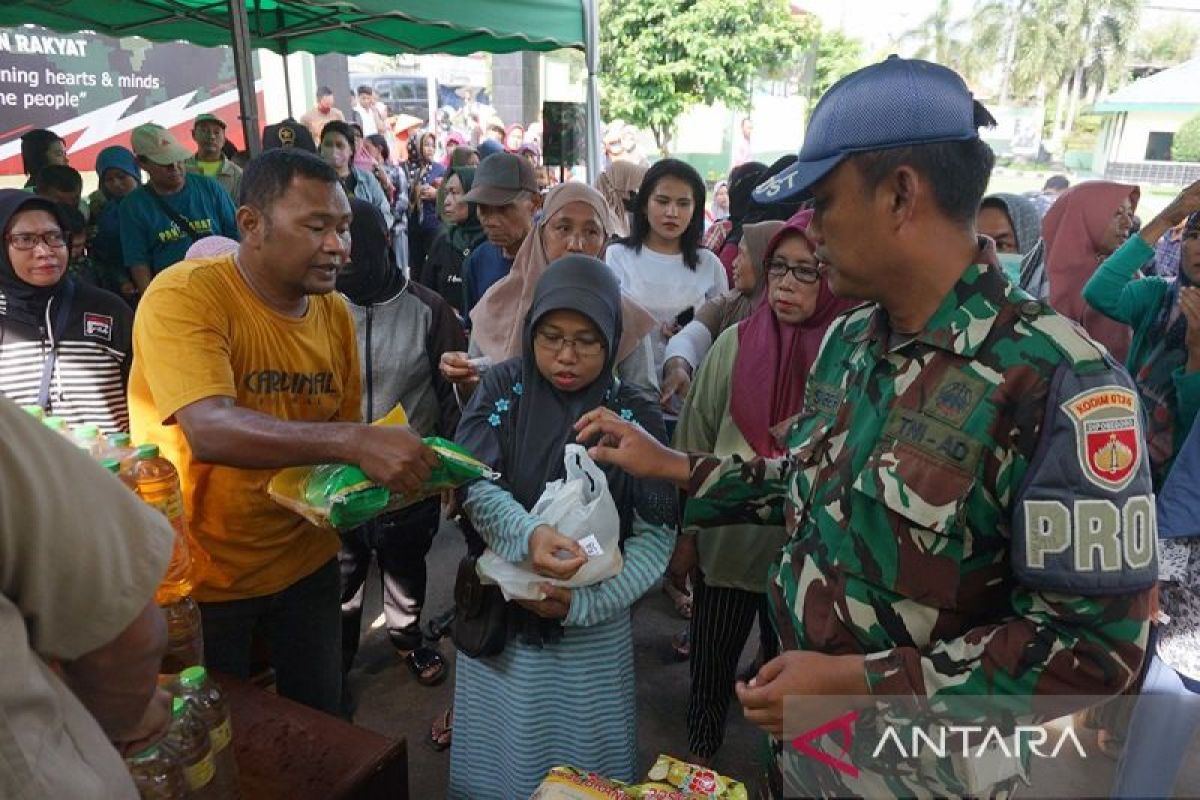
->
<box><xmin>0</xmin><ymin>0</ymin><xmax>584</xmax><ymax>56</ymax></box>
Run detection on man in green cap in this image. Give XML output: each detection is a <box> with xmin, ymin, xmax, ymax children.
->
<box><xmin>120</xmin><ymin>123</ymin><xmax>238</xmax><ymax>291</ymax></box>
<box><xmin>186</xmin><ymin>113</ymin><xmax>242</xmax><ymax>201</ymax></box>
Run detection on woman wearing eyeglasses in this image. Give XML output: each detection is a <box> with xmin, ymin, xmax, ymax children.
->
<box><xmin>0</xmin><ymin>189</ymin><xmax>133</xmax><ymax>434</ymax></box>
<box><xmin>448</xmin><ymin>255</ymin><xmax>676</xmax><ymax>797</ymax></box>
<box><xmin>669</xmin><ymin>209</ymin><xmax>855</xmax><ymax>766</ymax></box>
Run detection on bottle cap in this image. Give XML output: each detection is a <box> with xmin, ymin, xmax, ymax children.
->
<box><xmin>21</xmin><ymin>404</ymin><xmax>44</xmax><ymax>419</ymax></box>
<box><xmin>74</xmin><ymin>424</ymin><xmax>100</xmax><ymax>440</ymax></box>
<box><xmin>100</xmin><ymin>458</ymin><xmax>120</xmax><ymax>474</ymax></box>
<box><xmin>107</xmin><ymin>432</ymin><xmax>132</xmax><ymax>447</ymax></box>
<box><xmin>136</xmin><ymin>444</ymin><xmax>160</xmax><ymax>460</ymax></box>
<box><xmin>179</xmin><ymin>666</ymin><xmax>208</xmax><ymax>690</ymax></box>
<box><xmin>129</xmin><ymin>743</ymin><xmax>160</xmax><ymax>760</ymax></box>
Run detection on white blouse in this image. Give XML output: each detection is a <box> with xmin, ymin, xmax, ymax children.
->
<box><xmin>605</xmin><ymin>242</ymin><xmax>727</xmax><ymax>373</ymax></box>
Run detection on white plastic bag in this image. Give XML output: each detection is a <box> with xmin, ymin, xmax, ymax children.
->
<box><xmin>478</xmin><ymin>445</ymin><xmax>623</xmax><ymax>601</ymax></box>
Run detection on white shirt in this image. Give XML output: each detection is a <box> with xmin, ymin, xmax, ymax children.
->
<box><xmin>355</xmin><ymin>102</ymin><xmax>380</xmax><ymax>136</ymax></box>
<box><xmin>605</xmin><ymin>242</ymin><xmax>727</xmax><ymax>373</ymax></box>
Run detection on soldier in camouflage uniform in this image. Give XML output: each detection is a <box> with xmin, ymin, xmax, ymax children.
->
<box><xmin>576</xmin><ymin>57</ymin><xmax>1156</xmax><ymax>798</ymax></box>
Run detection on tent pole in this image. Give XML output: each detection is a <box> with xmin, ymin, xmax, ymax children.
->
<box><xmin>583</xmin><ymin>0</ymin><xmax>602</xmax><ymax>184</ymax></box>
<box><xmin>227</xmin><ymin>0</ymin><xmax>262</xmax><ymax>155</ymax></box>
<box><xmin>282</xmin><ymin>41</ymin><xmax>295</xmax><ymax>119</ymax></box>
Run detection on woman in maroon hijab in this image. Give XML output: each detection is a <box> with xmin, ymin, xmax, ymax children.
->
<box><xmin>669</xmin><ymin>209</ymin><xmax>856</xmax><ymax>764</ymax></box>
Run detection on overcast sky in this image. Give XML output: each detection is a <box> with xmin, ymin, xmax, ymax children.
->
<box><xmin>800</xmin><ymin>0</ymin><xmax>1200</xmax><ymax>57</ymax></box>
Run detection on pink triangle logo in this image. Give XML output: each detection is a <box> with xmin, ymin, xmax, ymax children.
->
<box><xmin>790</xmin><ymin>710</ymin><xmax>860</xmax><ymax>778</ymax></box>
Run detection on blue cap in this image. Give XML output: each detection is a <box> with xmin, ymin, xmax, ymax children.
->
<box><xmin>753</xmin><ymin>56</ymin><xmax>987</xmax><ymax>204</ymax></box>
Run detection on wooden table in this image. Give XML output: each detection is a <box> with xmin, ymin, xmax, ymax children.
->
<box><xmin>217</xmin><ymin>673</ymin><xmax>408</xmax><ymax>799</ymax></box>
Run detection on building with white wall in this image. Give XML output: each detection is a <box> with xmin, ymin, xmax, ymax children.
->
<box><xmin>1093</xmin><ymin>58</ymin><xmax>1200</xmax><ymax>183</ymax></box>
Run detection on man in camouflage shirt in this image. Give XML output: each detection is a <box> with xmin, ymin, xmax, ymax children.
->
<box><xmin>578</xmin><ymin>57</ymin><xmax>1155</xmax><ymax>798</ymax></box>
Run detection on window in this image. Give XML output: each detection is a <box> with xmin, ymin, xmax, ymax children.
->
<box><xmin>1146</xmin><ymin>132</ymin><xmax>1174</xmax><ymax>162</ymax></box>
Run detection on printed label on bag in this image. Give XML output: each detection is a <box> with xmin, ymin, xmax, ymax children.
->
<box><xmin>210</xmin><ymin>718</ymin><xmax>232</xmax><ymax>753</ymax></box>
<box><xmin>578</xmin><ymin>534</ymin><xmax>604</xmax><ymax>558</ymax></box>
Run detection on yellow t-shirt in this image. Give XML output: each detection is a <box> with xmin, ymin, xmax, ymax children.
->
<box><xmin>193</xmin><ymin>159</ymin><xmax>222</xmax><ymax>178</ymax></box>
<box><xmin>128</xmin><ymin>254</ymin><xmax>363</xmax><ymax>602</ymax></box>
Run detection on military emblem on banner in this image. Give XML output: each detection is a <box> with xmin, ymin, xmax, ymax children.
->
<box><xmin>1062</xmin><ymin>387</ymin><xmax>1141</xmax><ymax>491</ymax></box>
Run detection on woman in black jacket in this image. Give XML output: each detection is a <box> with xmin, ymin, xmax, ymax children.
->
<box><xmin>419</xmin><ymin>166</ymin><xmax>485</xmax><ymax>322</ymax></box>
<box><xmin>0</xmin><ymin>190</ymin><xmax>132</xmax><ymax>433</ymax></box>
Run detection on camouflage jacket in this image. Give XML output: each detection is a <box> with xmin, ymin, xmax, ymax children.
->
<box><xmin>685</xmin><ymin>260</ymin><xmax>1156</xmax><ymax>797</ymax></box>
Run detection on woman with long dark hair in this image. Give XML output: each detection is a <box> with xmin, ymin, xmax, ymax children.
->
<box><xmin>20</xmin><ymin>129</ymin><xmax>67</xmax><ymax>188</ymax></box>
<box><xmin>604</xmin><ymin>159</ymin><xmax>726</xmax><ymax>377</ymax></box>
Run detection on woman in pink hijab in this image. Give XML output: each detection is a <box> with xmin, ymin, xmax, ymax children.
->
<box><xmin>1044</xmin><ymin>181</ymin><xmax>1139</xmax><ymax>362</ymax></box>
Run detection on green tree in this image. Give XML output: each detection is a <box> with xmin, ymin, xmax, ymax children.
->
<box><xmin>812</xmin><ymin>28</ymin><xmax>864</xmax><ymax>98</ymax></box>
<box><xmin>1173</xmin><ymin>114</ymin><xmax>1200</xmax><ymax>163</ymax></box>
<box><xmin>1134</xmin><ymin>21</ymin><xmax>1200</xmax><ymax>69</ymax></box>
<box><xmin>902</xmin><ymin>0</ymin><xmax>972</xmax><ymax>73</ymax></box>
<box><xmin>969</xmin><ymin>0</ymin><xmax>1065</xmax><ymax>105</ymax></box>
<box><xmin>1056</xmin><ymin>0</ymin><xmax>1140</xmax><ymax>147</ymax></box>
<box><xmin>964</xmin><ymin>0</ymin><xmax>1139</xmax><ymax>150</ymax></box>
<box><xmin>600</xmin><ymin>0</ymin><xmax>811</xmax><ymax>155</ymax></box>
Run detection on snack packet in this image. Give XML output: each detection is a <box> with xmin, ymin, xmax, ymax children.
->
<box><xmin>631</xmin><ymin>756</ymin><xmax>747</xmax><ymax>800</ymax></box>
<box><xmin>268</xmin><ymin>404</ymin><xmax>498</xmax><ymax>529</ymax></box>
<box><xmin>529</xmin><ymin>766</ymin><xmax>633</xmax><ymax>799</ymax></box>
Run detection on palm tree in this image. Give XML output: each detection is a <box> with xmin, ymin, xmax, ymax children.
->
<box><xmin>1054</xmin><ymin>0</ymin><xmax>1140</xmax><ymax>148</ymax></box>
<box><xmin>969</xmin><ymin>0</ymin><xmax>1064</xmax><ymax>106</ymax></box>
<box><xmin>967</xmin><ymin>0</ymin><xmax>1139</xmax><ymax>149</ymax></box>
<box><xmin>902</xmin><ymin>0</ymin><xmax>970</xmax><ymax>70</ymax></box>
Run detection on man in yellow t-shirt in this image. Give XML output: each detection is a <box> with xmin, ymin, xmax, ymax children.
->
<box><xmin>130</xmin><ymin>148</ymin><xmax>438</xmax><ymax>715</ymax></box>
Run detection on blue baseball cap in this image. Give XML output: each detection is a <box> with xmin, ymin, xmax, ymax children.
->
<box><xmin>753</xmin><ymin>56</ymin><xmax>990</xmax><ymax>203</ymax></box>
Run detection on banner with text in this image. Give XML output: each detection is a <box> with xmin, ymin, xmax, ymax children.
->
<box><xmin>0</xmin><ymin>26</ymin><xmax>264</xmax><ymax>175</ymax></box>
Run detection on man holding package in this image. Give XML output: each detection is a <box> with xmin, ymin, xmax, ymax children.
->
<box><xmin>577</xmin><ymin>57</ymin><xmax>1155</xmax><ymax>797</ymax></box>
<box><xmin>129</xmin><ymin>148</ymin><xmax>438</xmax><ymax>715</ymax></box>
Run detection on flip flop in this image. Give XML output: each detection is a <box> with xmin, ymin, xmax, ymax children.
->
<box><xmin>403</xmin><ymin>646</ymin><xmax>448</xmax><ymax>687</ymax></box>
<box><xmin>428</xmin><ymin>707</ymin><xmax>453</xmax><ymax>752</ymax></box>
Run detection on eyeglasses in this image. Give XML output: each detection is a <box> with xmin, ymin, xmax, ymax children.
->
<box><xmin>534</xmin><ymin>329</ymin><xmax>605</xmax><ymax>357</ymax></box>
<box><xmin>766</xmin><ymin>259</ymin><xmax>820</xmax><ymax>284</ymax></box>
<box><xmin>7</xmin><ymin>231</ymin><xmax>67</xmax><ymax>251</ymax></box>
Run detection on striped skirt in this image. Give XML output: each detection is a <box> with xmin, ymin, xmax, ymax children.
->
<box><xmin>447</xmin><ymin>611</ymin><xmax>637</xmax><ymax>799</ymax></box>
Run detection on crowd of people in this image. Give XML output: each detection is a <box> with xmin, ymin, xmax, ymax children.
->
<box><xmin>2</xmin><ymin>53</ymin><xmax>1198</xmax><ymax>800</ymax></box>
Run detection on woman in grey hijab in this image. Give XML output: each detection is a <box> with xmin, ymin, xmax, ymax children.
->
<box><xmin>977</xmin><ymin>193</ymin><xmax>1042</xmax><ymax>287</ymax></box>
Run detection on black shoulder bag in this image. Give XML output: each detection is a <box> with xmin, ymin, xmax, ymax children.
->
<box><xmin>450</xmin><ymin>518</ymin><xmax>508</xmax><ymax>658</ymax></box>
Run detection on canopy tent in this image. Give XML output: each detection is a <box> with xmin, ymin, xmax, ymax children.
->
<box><xmin>0</xmin><ymin>0</ymin><xmax>603</xmax><ymax>178</ymax></box>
